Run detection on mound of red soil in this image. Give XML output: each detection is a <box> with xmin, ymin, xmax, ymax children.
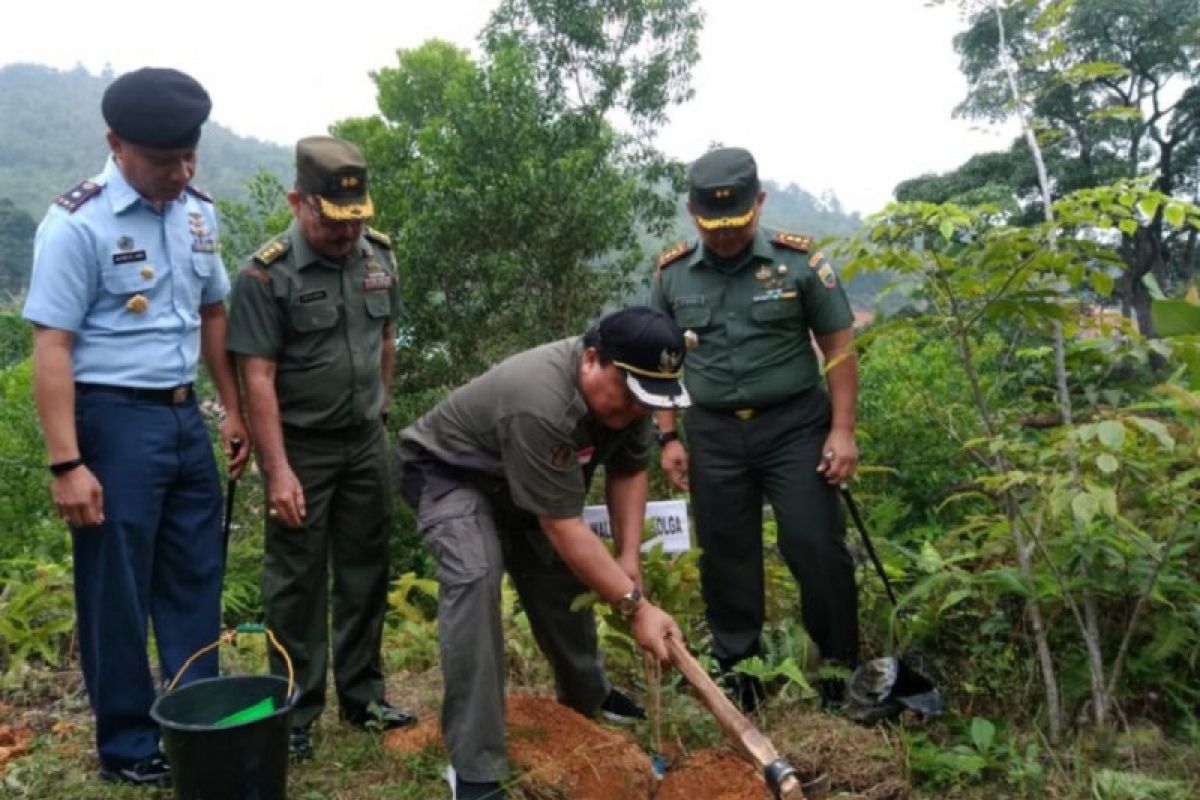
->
<box><xmin>384</xmin><ymin>694</ymin><xmax>654</xmax><ymax>800</ymax></box>
<box><xmin>656</xmin><ymin>749</ymin><xmax>771</xmax><ymax>800</ymax></box>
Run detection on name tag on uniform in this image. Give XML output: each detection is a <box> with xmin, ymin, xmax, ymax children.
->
<box><xmin>672</xmin><ymin>295</ymin><xmax>705</xmax><ymax>309</ymax></box>
<box><xmin>112</xmin><ymin>250</ymin><xmax>148</xmax><ymax>264</ymax></box>
<box><xmin>191</xmin><ymin>239</ymin><xmax>219</xmax><ymax>253</ymax></box>
<box><xmin>363</xmin><ymin>273</ymin><xmax>393</xmax><ymax>292</ymax></box>
<box><xmin>298</xmin><ymin>289</ymin><xmax>328</xmax><ymax>304</ymax></box>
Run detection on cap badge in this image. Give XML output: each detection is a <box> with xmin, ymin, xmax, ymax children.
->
<box><xmin>713</xmin><ymin>187</ymin><xmax>733</xmax><ymax>199</ymax></box>
<box><xmin>340</xmin><ymin>176</ymin><xmax>359</xmax><ymax>189</ymax></box>
<box><xmin>684</xmin><ymin>330</ymin><xmax>699</xmax><ymax>349</ymax></box>
<box><xmin>659</xmin><ymin>349</ymin><xmax>683</xmax><ymax>373</ymax></box>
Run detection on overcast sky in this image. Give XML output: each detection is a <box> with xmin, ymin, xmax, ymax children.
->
<box><xmin>1</xmin><ymin>0</ymin><xmax>1016</xmax><ymax>214</ymax></box>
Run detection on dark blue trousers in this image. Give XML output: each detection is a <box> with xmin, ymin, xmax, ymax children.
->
<box><xmin>71</xmin><ymin>390</ymin><xmax>223</xmax><ymax>769</ymax></box>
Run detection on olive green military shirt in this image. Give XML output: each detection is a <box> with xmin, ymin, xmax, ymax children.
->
<box><xmin>399</xmin><ymin>337</ymin><xmax>652</xmax><ymax>519</ymax></box>
<box><xmin>227</xmin><ymin>220</ymin><xmax>401</xmax><ymax>429</ymax></box>
<box><xmin>650</xmin><ymin>227</ymin><xmax>853</xmax><ymax>409</ymax></box>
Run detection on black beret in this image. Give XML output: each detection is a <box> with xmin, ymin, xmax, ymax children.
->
<box><xmin>102</xmin><ymin>67</ymin><xmax>212</xmax><ymax>150</ymax></box>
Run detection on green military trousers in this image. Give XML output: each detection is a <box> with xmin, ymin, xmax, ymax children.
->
<box><xmin>263</xmin><ymin>422</ymin><xmax>391</xmax><ymax>729</ymax></box>
<box><xmin>405</xmin><ymin>467</ymin><xmax>609</xmax><ymax>783</ymax></box>
<box><xmin>686</xmin><ymin>388</ymin><xmax>860</xmax><ymax>669</ymax></box>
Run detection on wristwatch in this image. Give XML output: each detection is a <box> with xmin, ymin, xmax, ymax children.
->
<box><xmin>654</xmin><ymin>430</ymin><xmax>679</xmax><ymax>448</ymax></box>
<box><xmin>616</xmin><ymin>587</ymin><xmax>643</xmax><ymax>617</ymax></box>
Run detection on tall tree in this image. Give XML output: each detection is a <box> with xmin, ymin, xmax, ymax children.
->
<box><xmin>335</xmin><ymin>0</ymin><xmax>702</xmax><ymax>393</ymax></box>
<box><xmin>0</xmin><ymin>198</ymin><xmax>36</xmax><ymax>304</ymax></box>
<box><xmin>945</xmin><ymin>0</ymin><xmax>1200</xmax><ymax>335</ymax></box>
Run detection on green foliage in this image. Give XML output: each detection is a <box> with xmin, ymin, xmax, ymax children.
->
<box><xmin>0</xmin><ymin>558</ymin><xmax>75</xmax><ymax>687</ymax></box>
<box><xmin>1091</xmin><ymin>769</ymin><xmax>1191</xmax><ymax>800</ymax></box>
<box><xmin>0</xmin><ymin>64</ymin><xmax>292</xmax><ymax>221</ymax></box>
<box><xmin>0</xmin><ymin>310</ymin><xmax>32</xmax><ymax>366</ymax></box>
<box><xmin>0</xmin><ymin>198</ymin><xmax>36</xmax><ymax>303</ymax></box>
<box><xmin>215</xmin><ymin>170</ymin><xmax>292</xmax><ymax>272</ymax></box>
<box><xmin>903</xmin><ymin>716</ymin><xmax>1044</xmax><ymax>793</ymax></box>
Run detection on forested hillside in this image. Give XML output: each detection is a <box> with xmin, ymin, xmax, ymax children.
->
<box><xmin>0</xmin><ymin>64</ymin><xmax>292</xmax><ymax>219</ymax></box>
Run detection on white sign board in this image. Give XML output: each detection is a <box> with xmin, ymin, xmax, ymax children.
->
<box><xmin>583</xmin><ymin>499</ymin><xmax>691</xmax><ymax>553</ymax></box>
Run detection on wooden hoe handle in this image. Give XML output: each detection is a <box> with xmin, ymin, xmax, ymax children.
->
<box><xmin>665</xmin><ymin>635</ymin><xmax>806</xmax><ymax>799</ymax></box>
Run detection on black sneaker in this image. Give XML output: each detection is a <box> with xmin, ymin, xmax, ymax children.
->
<box><xmin>599</xmin><ymin>688</ymin><xmax>646</xmax><ymax>724</ymax></box>
<box><xmin>721</xmin><ymin>672</ymin><xmax>766</xmax><ymax>714</ymax></box>
<box><xmin>342</xmin><ymin>700</ymin><xmax>417</xmax><ymax>731</ymax></box>
<box><xmin>447</xmin><ymin>765</ymin><xmax>506</xmax><ymax>800</ymax></box>
<box><xmin>819</xmin><ymin>677</ymin><xmax>847</xmax><ymax>712</ymax></box>
<box><xmin>288</xmin><ymin>727</ymin><xmax>314</xmax><ymax>761</ymax></box>
<box><xmin>98</xmin><ymin>753</ymin><xmax>171</xmax><ymax>786</ymax></box>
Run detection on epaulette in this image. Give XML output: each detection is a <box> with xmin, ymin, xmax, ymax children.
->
<box><xmin>364</xmin><ymin>227</ymin><xmax>392</xmax><ymax>249</ymax></box>
<box><xmin>53</xmin><ymin>180</ymin><xmax>103</xmax><ymax>213</ymax></box>
<box><xmin>656</xmin><ymin>240</ymin><xmax>696</xmax><ymax>270</ymax></box>
<box><xmin>253</xmin><ymin>238</ymin><xmax>290</xmax><ymax>266</ymax></box>
<box><xmin>185</xmin><ymin>185</ymin><xmax>214</xmax><ymax>203</ymax></box>
<box><xmin>771</xmin><ymin>231</ymin><xmax>812</xmax><ymax>253</ymax></box>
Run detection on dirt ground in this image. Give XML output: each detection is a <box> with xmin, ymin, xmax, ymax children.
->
<box><xmin>386</xmin><ymin>694</ymin><xmax>902</xmax><ymax>799</ymax></box>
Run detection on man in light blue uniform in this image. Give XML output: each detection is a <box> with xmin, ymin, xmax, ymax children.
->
<box><xmin>22</xmin><ymin>67</ymin><xmax>250</xmax><ymax>787</ymax></box>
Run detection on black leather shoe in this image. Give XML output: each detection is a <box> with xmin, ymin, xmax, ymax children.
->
<box><xmin>599</xmin><ymin>688</ymin><xmax>646</xmax><ymax>724</ymax></box>
<box><xmin>342</xmin><ymin>700</ymin><xmax>417</xmax><ymax>731</ymax></box>
<box><xmin>99</xmin><ymin>753</ymin><xmax>172</xmax><ymax>786</ymax></box>
<box><xmin>288</xmin><ymin>727</ymin><xmax>314</xmax><ymax>761</ymax></box>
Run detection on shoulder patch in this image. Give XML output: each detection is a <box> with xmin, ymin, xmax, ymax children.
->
<box><xmin>656</xmin><ymin>240</ymin><xmax>696</xmax><ymax>270</ymax></box>
<box><xmin>364</xmin><ymin>227</ymin><xmax>392</xmax><ymax>249</ymax></box>
<box><xmin>254</xmin><ymin>238</ymin><xmax>291</xmax><ymax>266</ymax></box>
<box><xmin>53</xmin><ymin>180</ymin><xmax>103</xmax><ymax>213</ymax></box>
<box><xmin>771</xmin><ymin>231</ymin><xmax>812</xmax><ymax>253</ymax></box>
<box><xmin>185</xmin><ymin>185</ymin><xmax>214</xmax><ymax>203</ymax></box>
<box><xmin>239</xmin><ymin>265</ymin><xmax>272</xmax><ymax>285</ymax></box>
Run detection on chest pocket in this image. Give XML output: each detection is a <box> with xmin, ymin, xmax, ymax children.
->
<box><xmin>100</xmin><ymin>261</ymin><xmax>164</xmax><ymax>297</ymax></box>
<box><xmin>750</xmin><ymin>297</ymin><xmax>803</xmax><ymax>324</ymax></box>
<box><xmin>673</xmin><ymin>291</ymin><xmax>719</xmax><ymax>329</ymax></box>
<box><xmin>288</xmin><ymin>301</ymin><xmax>340</xmax><ymax>333</ymax></box>
<box><xmin>364</xmin><ymin>291</ymin><xmax>392</xmax><ymax>319</ymax></box>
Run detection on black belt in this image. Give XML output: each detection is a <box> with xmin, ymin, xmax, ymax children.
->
<box><xmin>76</xmin><ymin>382</ymin><xmax>194</xmax><ymax>405</ymax></box>
<box><xmin>282</xmin><ymin>420</ymin><xmax>380</xmax><ymax>439</ymax></box>
<box><xmin>700</xmin><ymin>395</ymin><xmax>798</xmax><ymax>421</ymax></box>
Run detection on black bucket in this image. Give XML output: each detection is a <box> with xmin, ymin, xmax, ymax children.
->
<box><xmin>151</xmin><ymin>628</ymin><xmax>294</xmax><ymax>800</ymax></box>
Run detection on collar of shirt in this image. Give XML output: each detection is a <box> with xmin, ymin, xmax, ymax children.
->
<box><xmin>101</xmin><ymin>156</ymin><xmax>190</xmax><ymax>216</ymax></box>
<box><xmin>289</xmin><ymin>219</ymin><xmax>368</xmax><ymax>271</ymax></box>
<box><xmin>698</xmin><ymin>228</ymin><xmax>774</xmax><ymax>273</ymax></box>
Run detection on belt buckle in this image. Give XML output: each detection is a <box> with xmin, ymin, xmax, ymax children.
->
<box><xmin>171</xmin><ymin>386</ymin><xmax>189</xmax><ymax>404</ymax></box>
<box><xmin>734</xmin><ymin>408</ymin><xmax>755</xmax><ymax>421</ymax></box>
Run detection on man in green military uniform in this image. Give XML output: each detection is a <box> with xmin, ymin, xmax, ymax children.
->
<box><xmin>227</xmin><ymin>136</ymin><xmax>414</xmax><ymax>759</ymax></box>
<box><xmin>650</xmin><ymin>147</ymin><xmax>860</xmax><ymax>712</ymax></box>
<box><xmin>396</xmin><ymin>306</ymin><xmax>689</xmax><ymax>800</ymax></box>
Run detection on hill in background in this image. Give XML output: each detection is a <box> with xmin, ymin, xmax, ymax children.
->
<box><xmin>0</xmin><ymin>63</ymin><xmax>292</xmax><ymax>218</ymax></box>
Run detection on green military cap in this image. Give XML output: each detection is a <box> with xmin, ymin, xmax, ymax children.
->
<box><xmin>296</xmin><ymin>136</ymin><xmax>374</xmax><ymax>221</ymax></box>
<box><xmin>688</xmin><ymin>147</ymin><xmax>760</xmax><ymax>230</ymax></box>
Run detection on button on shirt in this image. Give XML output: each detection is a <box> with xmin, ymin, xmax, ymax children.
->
<box><xmin>226</xmin><ymin>221</ymin><xmax>401</xmax><ymax>430</ymax></box>
<box><xmin>22</xmin><ymin>157</ymin><xmax>229</xmax><ymax>387</ymax></box>
<box><xmin>651</xmin><ymin>227</ymin><xmax>853</xmax><ymax>408</ymax></box>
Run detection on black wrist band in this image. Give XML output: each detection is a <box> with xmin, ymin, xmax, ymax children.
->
<box><xmin>655</xmin><ymin>430</ymin><xmax>679</xmax><ymax>447</ymax></box>
<box><xmin>49</xmin><ymin>458</ymin><xmax>84</xmax><ymax>476</ymax></box>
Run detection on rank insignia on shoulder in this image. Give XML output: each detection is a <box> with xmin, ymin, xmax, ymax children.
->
<box><xmin>185</xmin><ymin>185</ymin><xmax>214</xmax><ymax>203</ymax></box>
<box><xmin>657</xmin><ymin>240</ymin><xmax>696</xmax><ymax>269</ymax></box>
<box><xmin>53</xmin><ymin>180</ymin><xmax>103</xmax><ymax>213</ymax></box>
<box><xmin>239</xmin><ymin>265</ymin><xmax>272</xmax><ymax>285</ymax></box>
<box><xmin>772</xmin><ymin>231</ymin><xmax>812</xmax><ymax>252</ymax></box>
<box><xmin>365</xmin><ymin>227</ymin><xmax>392</xmax><ymax>248</ymax></box>
<box><xmin>254</xmin><ymin>239</ymin><xmax>290</xmax><ymax>266</ymax></box>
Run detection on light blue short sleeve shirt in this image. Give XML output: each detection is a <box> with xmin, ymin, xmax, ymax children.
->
<box><xmin>22</xmin><ymin>157</ymin><xmax>230</xmax><ymax>387</ymax></box>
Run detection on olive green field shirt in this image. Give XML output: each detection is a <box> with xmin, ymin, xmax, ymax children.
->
<box><xmin>399</xmin><ymin>337</ymin><xmax>652</xmax><ymax>520</ymax></box>
<box><xmin>650</xmin><ymin>227</ymin><xmax>853</xmax><ymax>408</ymax></box>
<box><xmin>227</xmin><ymin>221</ymin><xmax>401</xmax><ymax>429</ymax></box>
